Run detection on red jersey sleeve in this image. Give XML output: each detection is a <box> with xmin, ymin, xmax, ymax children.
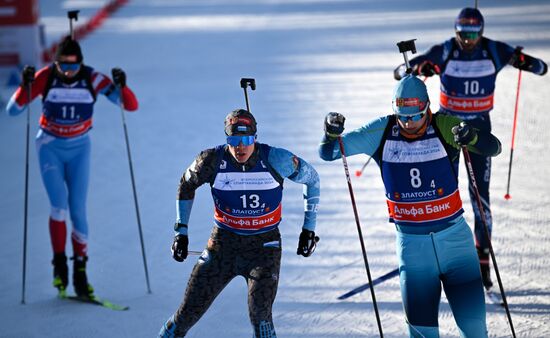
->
<box><xmin>121</xmin><ymin>86</ymin><xmax>139</xmax><ymax>111</ymax></box>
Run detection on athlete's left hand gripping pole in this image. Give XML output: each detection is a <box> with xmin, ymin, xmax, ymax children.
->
<box><xmin>113</xmin><ymin>69</ymin><xmax>151</xmax><ymax>294</ymax></box>
<box><xmin>336</xmin><ymin>134</ymin><xmax>384</xmax><ymax>338</ymax></box>
<box><xmin>21</xmin><ymin>67</ymin><xmax>35</xmax><ymax>304</ymax></box>
<box><xmin>462</xmin><ymin>146</ymin><xmax>516</xmax><ymax>338</ymax></box>
<box><xmin>240</xmin><ymin>78</ymin><xmax>256</xmax><ymax>112</ymax></box>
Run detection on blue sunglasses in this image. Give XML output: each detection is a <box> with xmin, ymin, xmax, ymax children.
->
<box><xmin>397</xmin><ymin>112</ymin><xmax>425</xmax><ymax>123</ymax></box>
<box><xmin>227</xmin><ymin>135</ymin><xmax>256</xmax><ymax>146</ymax></box>
<box><xmin>57</xmin><ymin>62</ymin><xmax>81</xmax><ymax>72</ymax></box>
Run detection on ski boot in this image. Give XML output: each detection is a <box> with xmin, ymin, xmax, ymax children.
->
<box><xmin>52</xmin><ymin>253</ymin><xmax>68</xmax><ymax>296</ymax></box>
<box><xmin>477</xmin><ymin>247</ymin><xmax>493</xmax><ymax>289</ymax></box>
<box><xmin>72</xmin><ymin>255</ymin><xmax>94</xmax><ymax>298</ymax></box>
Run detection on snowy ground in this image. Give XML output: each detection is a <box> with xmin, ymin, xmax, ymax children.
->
<box><xmin>1</xmin><ymin>0</ymin><xmax>549</xmax><ymax>337</ymax></box>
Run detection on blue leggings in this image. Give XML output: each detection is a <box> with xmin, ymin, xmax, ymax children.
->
<box><xmin>396</xmin><ymin>218</ymin><xmax>487</xmax><ymax>338</ymax></box>
<box><xmin>36</xmin><ymin>130</ymin><xmax>90</xmax><ymax>254</ymax></box>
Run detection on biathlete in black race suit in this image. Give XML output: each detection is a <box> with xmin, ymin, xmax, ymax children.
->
<box><xmin>159</xmin><ymin>109</ymin><xmax>320</xmax><ymax>338</ymax></box>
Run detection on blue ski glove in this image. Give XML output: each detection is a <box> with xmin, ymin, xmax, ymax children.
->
<box><xmin>452</xmin><ymin>122</ymin><xmax>478</xmax><ymax>146</ymax></box>
<box><xmin>324</xmin><ymin>112</ymin><xmax>345</xmax><ymax>139</ymax></box>
<box><xmin>111</xmin><ymin>67</ymin><xmax>126</xmax><ymax>88</ymax></box>
<box><xmin>296</xmin><ymin>229</ymin><xmax>319</xmax><ymax>257</ymax></box>
<box><xmin>171</xmin><ymin>234</ymin><xmax>188</xmax><ymax>262</ymax></box>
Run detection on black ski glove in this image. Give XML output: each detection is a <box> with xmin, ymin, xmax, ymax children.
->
<box><xmin>324</xmin><ymin>112</ymin><xmax>345</xmax><ymax>139</ymax></box>
<box><xmin>452</xmin><ymin>122</ymin><xmax>477</xmax><ymax>146</ymax></box>
<box><xmin>417</xmin><ymin>61</ymin><xmax>440</xmax><ymax>77</ymax></box>
<box><xmin>171</xmin><ymin>234</ymin><xmax>189</xmax><ymax>262</ymax></box>
<box><xmin>509</xmin><ymin>47</ymin><xmax>548</xmax><ymax>75</ymax></box>
<box><xmin>111</xmin><ymin>67</ymin><xmax>126</xmax><ymax>88</ymax></box>
<box><xmin>296</xmin><ymin>229</ymin><xmax>319</xmax><ymax>257</ymax></box>
<box><xmin>22</xmin><ymin>65</ymin><xmax>36</xmax><ymax>87</ymax></box>
<box><xmin>510</xmin><ymin>47</ymin><xmax>528</xmax><ymax>71</ymax></box>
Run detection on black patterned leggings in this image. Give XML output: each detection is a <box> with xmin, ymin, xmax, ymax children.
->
<box><xmin>173</xmin><ymin>227</ymin><xmax>281</xmax><ymax>337</ymax></box>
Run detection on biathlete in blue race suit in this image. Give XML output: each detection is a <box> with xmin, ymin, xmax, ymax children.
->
<box><xmin>393</xmin><ymin>7</ymin><xmax>548</xmax><ymax>289</ymax></box>
<box><xmin>6</xmin><ymin>36</ymin><xmax>139</xmax><ymax>298</ymax></box>
<box><xmin>159</xmin><ymin>109</ymin><xmax>320</xmax><ymax>338</ymax></box>
<box><xmin>319</xmin><ymin>75</ymin><xmax>502</xmax><ymax>337</ymax></box>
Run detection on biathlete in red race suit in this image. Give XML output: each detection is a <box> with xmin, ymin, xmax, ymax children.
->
<box><xmin>159</xmin><ymin>109</ymin><xmax>320</xmax><ymax>338</ymax></box>
<box><xmin>393</xmin><ymin>7</ymin><xmax>547</xmax><ymax>289</ymax></box>
<box><xmin>320</xmin><ymin>75</ymin><xmax>501</xmax><ymax>337</ymax></box>
<box><xmin>6</xmin><ymin>36</ymin><xmax>138</xmax><ymax>298</ymax></box>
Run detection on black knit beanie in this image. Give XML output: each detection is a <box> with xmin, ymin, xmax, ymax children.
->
<box><xmin>55</xmin><ymin>36</ymin><xmax>83</xmax><ymax>63</ymax></box>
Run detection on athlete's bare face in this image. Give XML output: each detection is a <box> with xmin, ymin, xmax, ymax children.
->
<box><xmin>55</xmin><ymin>55</ymin><xmax>81</xmax><ymax>79</ymax></box>
<box><xmin>228</xmin><ymin>142</ymin><xmax>255</xmax><ymax>163</ymax></box>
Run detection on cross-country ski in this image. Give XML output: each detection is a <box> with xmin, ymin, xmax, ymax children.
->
<box><xmin>59</xmin><ymin>293</ymin><xmax>129</xmax><ymax>311</ymax></box>
<box><xmin>338</xmin><ymin>268</ymin><xmax>399</xmax><ymax>300</ymax></box>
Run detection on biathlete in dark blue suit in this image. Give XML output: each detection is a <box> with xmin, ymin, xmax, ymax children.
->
<box><xmin>320</xmin><ymin>75</ymin><xmax>501</xmax><ymax>337</ymax></box>
<box><xmin>159</xmin><ymin>109</ymin><xmax>320</xmax><ymax>338</ymax></box>
<box><xmin>393</xmin><ymin>7</ymin><xmax>547</xmax><ymax>289</ymax></box>
<box><xmin>6</xmin><ymin>36</ymin><xmax>139</xmax><ymax>298</ymax></box>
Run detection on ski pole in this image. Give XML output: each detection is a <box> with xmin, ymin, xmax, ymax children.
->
<box><xmin>337</xmin><ymin>135</ymin><xmax>384</xmax><ymax>337</ymax></box>
<box><xmin>21</xmin><ymin>70</ymin><xmax>35</xmax><ymax>305</ymax></box>
<box><xmin>114</xmin><ymin>70</ymin><xmax>151</xmax><ymax>294</ymax></box>
<box><xmin>504</xmin><ymin>49</ymin><xmax>523</xmax><ymax>200</ymax></box>
<box><xmin>240</xmin><ymin>78</ymin><xmax>256</xmax><ymax>112</ymax></box>
<box><xmin>355</xmin><ymin>156</ymin><xmax>372</xmax><ymax>177</ymax></box>
<box><xmin>462</xmin><ymin>147</ymin><xmax>516</xmax><ymax>338</ymax></box>
<box><xmin>187</xmin><ymin>250</ymin><xmax>203</xmax><ymax>256</ymax></box>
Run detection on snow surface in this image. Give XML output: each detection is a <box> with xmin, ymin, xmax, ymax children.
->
<box><xmin>1</xmin><ymin>0</ymin><xmax>549</xmax><ymax>337</ymax></box>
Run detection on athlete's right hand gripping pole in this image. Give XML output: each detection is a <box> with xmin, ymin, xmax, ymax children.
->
<box><xmin>397</xmin><ymin>39</ymin><xmax>417</xmax><ymax>74</ymax></box>
<box><xmin>21</xmin><ymin>67</ymin><xmax>35</xmax><ymax>305</ymax></box>
<box><xmin>462</xmin><ymin>147</ymin><xmax>516</xmax><ymax>338</ymax></box>
<box><xmin>67</xmin><ymin>10</ymin><xmax>79</xmax><ymax>39</ymax></box>
<box><xmin>336</xmin><ymin>132</ymin><xmax>384</xmax><ymax>337</ymax></box>
<box><xmin>240</xmin><ymin>78</ymin><xmax>256</xmax><ymax>112</ymax></box>
<box><xmin>504</xmin><ymin>47</ymin><xmax>524</xmax><ymax>200</ymax></box>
